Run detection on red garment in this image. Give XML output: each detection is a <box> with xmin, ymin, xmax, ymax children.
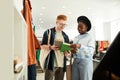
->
<box><xmin>23</xmin><ymin>0</ymin><xmax>40</xmax><ymax>65</ymax></box>
<box><xmin>99</xmin><ymin>41</ymin><xmax>104</xmax><ymax>52</ymax></box>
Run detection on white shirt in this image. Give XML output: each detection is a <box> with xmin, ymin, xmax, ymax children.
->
<box><xmin>54</xmin><ymin>31</ymin><xmax>64</xmax><ymax>67</ymax></box>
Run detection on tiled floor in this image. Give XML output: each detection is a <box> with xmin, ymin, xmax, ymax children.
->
<box><xmin>36</xmin><ymin>61</ymin><xmax>100</xmax><ymax>80</ymax></box>
<box><xmin>37</xmin><ymin>73</ymin><xmax>44</xmax><ymax>80</ymax></box>
<box><xmin>36</xmin><ymin>72</ymin><xmax>67</xmax><ymax>80</ymax></box>
<box><xmin>36</xmin><ymin>62</ymin><xmax>68</xmax><ymax>80</ymax></box>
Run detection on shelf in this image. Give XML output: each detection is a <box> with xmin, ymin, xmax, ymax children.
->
<box><xmin>14</xmin><ymin>65</ymin><xmax>26</xmax><ymax>80</ymax></box>
<box><xmin>0</xmin><ymin>1</ymin><xmax>27</xmax><ymax>80</ymax></box>
<box><xmin>14</xmin><ymin>6</ymin><xmax>27</xmax><ymax>80</ymax></box>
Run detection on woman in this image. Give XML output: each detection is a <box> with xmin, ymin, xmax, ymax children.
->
<box><xmin>70</xmin><ymin>16</ymin><xmax>95</xmax><ymax>80</ymax></box>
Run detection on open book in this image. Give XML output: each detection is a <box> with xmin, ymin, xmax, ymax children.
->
<box><xmin>54</xmin><ymin>40</ymin><xmax>71</xmax><ymax>52</ymax></box>
<box><xmin>54</xmin><ymin>40</ymin><xmax>63</xmax><ymax>48</ymax></box>
<box><xmin>60</xmin><ymin>43</ymin><xmax>71</xmax><ymax>52</ymax></box>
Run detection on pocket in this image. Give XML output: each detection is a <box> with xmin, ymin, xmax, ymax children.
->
<box><xmin>73</xmin><ymin>58</ymin><xmax>80</xmax><ymax>64</ymax></box>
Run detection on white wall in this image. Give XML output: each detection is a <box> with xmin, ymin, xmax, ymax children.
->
<box><xmin>101</xmin><ymin>18</ymin><xmax>120</xmax><ymax>43</ymax></box>
<box><xmin>0</xmin><ymin>0</ymin><xmax>14</xmax><ymax>79</ymax></box>
<box><xmin>103</xmin><ymin>22</ymin><xmax>111</xmax><ymax>42</ymax></box>
<box><xmin>13</xmin><ymin>0</ymin><xmax>23</xmax><ymax>12</ymax></box>
<box><xmin>110</xmin><ymin>19</ymin><xmax>120</xmax><ymax>43</ymax></box>
<box><xmin>94</xmin><ymin>18</ymin><xmax>104</xmax><ymax>40</ymax></box>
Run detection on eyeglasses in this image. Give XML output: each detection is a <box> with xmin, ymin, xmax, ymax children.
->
<box><xmin>57</xmin><ymin>23</ymin><xmax>67</xmax><ymax>27</ymax></box>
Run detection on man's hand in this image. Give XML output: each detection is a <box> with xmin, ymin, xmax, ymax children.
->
<box><xmin>50</xmin><ymin>45</ymin><xmax>59</xmax><ymax>50</ymax></box>
<box><xmin>64</xmin><ymin>51</ymin><xmax>71</xmax><ymax>57</ymax></box>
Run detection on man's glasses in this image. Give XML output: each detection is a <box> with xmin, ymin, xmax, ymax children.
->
<box><xmin>58</xmin><ymin>23</ymin><xmax>67</xmax><ymax>27</ymax></box>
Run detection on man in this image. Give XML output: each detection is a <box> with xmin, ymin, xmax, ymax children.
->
<box><xmin>41</xmin><ymin>14</ymin><xmax>70</xmax><ymax>80</ymax></box>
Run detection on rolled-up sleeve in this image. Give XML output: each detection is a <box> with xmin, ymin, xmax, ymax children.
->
<box><xmin>73</xmin><ymin>34</ymin><xmax>95</xmax><ymax>59</ymax></box>
<box><xmin>78</xmin><ymin>37</ymin><xmax>95</xmax><ymax>56</ymax></box>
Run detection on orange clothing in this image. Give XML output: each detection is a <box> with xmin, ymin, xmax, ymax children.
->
<box><xmin>23</xmin><ymin>0</ymin><xmax>40</xmax><ymax>65</ymax></box>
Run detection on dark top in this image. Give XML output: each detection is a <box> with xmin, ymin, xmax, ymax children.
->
<box><xmin>41</xmin><ymin>27</ymin><xmax>70</xmax><ymax>71</ymax></box>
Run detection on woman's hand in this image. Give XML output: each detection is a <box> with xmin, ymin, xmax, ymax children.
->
<box><xmin>70</xmin><ymin>44</ymin><xmax>81</xmax><ymax>49</ymax></box>
<box><xmin>70</xmin><ymin>44</ymin><xmax>77</xmax><ymax>48</ymax></box>
<box><xmin>70</xmin><ymin>44</ymin><xmax>81</xmax><ymax>54</ymax></box>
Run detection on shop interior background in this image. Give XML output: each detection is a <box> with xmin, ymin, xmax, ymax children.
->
<box><xmin>14</xmin><ymin>0</ymin><xmax>120</xmax><ymax>43</ymax></box>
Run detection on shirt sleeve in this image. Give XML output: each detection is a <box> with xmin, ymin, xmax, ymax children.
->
<box><xmin>73</xmin><ymin>36</ymin><xmax>79</xmax><ymax>44</ymax></box>
<box><xmin>77</xmin><ymin>36</ymin><xmax>95</xmax><ymax>57</ymax></box>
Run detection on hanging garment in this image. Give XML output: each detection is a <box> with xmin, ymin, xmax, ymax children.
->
<box><xmin>22</xmin><ymin>0</ymin><xmax>40</xmax><ymax>65</ymax></box>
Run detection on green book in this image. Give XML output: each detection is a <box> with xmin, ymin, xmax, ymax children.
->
<box><xmin>60</xmin><ymin>43</ymin><xmax>71</xmax><ymax>52</ymax></box>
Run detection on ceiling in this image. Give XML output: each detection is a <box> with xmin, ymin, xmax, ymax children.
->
<box><xmin>30</xmin><ymin>0</ymin><xmax>120</xmax><ymax>37</ymax></box>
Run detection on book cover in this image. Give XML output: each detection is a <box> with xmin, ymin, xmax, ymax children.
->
<box><xmin>54</xmin><ymin>40</ymin><xmax>63</xmax><ymax>48</ymax></box>
<box><xmin>60</xmin><ymin>43</ymin><xmax>71</xmax><ymax>52</ymax></box>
